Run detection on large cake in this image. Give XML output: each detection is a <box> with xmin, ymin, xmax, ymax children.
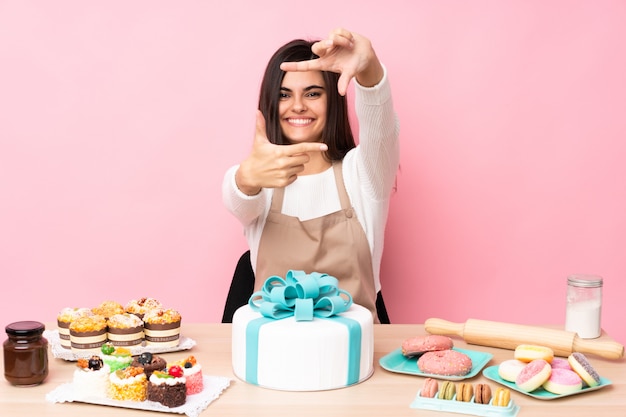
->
<box><xmin>231</xmin><ymin>271</ymin><xmax>374</xmax><ymax>391</ymax></box>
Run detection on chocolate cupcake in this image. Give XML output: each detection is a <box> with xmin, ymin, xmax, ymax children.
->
<box><xmin>131</xmin><ymin>352</ymin><xmax>166</xmax><ymax>378</ymax></box>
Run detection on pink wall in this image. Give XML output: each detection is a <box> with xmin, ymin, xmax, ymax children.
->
<box><xmin>1</xmin><ymin>1</ymin><xmax>624</xmax><ymax>345</ymax></box>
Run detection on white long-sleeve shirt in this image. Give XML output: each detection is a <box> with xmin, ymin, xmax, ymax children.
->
<box><xmin>222</xmin><ymin>67</ymin><xmax>400</xmax><ymax>293</ymax></box>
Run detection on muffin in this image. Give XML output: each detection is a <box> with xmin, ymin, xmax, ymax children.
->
<box><xmin>148</xmin><ymin>366</ymin><xmax>187</xmax><ymax>408</ymax></box>
<box><xmin>143</xmin><ymin>309</ymin><xmax>182</xmax><ymax>348</ymax></box>
<box><xmin>108</xmin><ymin>366</ymin><xmax>147</xmax><ymax>401</ymax></box>
<box><xmin>107</xmin><ymin>313</ymin><xmax>144</xmax><ymax>347</ymax></box>
<box><xmin>92</xmin><ymin>300</ymin><xmax>125</xmax><ymax>319</ymax></box>
<box><xmin>125</xmin><ymin>297</ymin><xmax>162</xmax><ymax>319</ymax></box>
<box><xmin>69</xmin><ymin>315</ymin><xmax>108</xmax><ymax>353</ymax></box>
<box><xmin>57</xmin><ymin>307</ymin><xmax>94</xmax><ymax>349</ymax></box>
<box><xmin>100</xmin><ymin>343</ymin><xmax>133</xmax><ymax>372</ymax></box>
<box><xmin>131</xmin><ymin>352</ymin><xmax>166</xmax><ymax>378</ymax></box>
<box><xmin>72</xmin><ymin>356</ymin><xmax>110</xmax><ymax>399</ymax></box>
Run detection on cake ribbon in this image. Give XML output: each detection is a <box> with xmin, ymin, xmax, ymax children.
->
<box><xmin>248</xmin><ymin>270</ymin><xmax>353</xmax><ymax>321</ymax></box>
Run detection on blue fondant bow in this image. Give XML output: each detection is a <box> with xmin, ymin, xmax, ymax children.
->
<box><xmin>248</xmin><ymin>270</ymin><xmax>352</xmax><ymax>321</ymax></box>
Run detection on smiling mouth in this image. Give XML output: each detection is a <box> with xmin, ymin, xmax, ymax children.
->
<box><xmin>286</xmin><ymin>118</ymin><xmax>314</xmax><ymax>126</ymax></box>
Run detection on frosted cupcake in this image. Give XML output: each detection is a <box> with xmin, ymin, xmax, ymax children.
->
<box><xmin>172</xmin><ymin>355</ymin><xmax>203</xmax><ymax>395</ymax></box>
<box><xmin>72</xmin><ymin>356</ymin><xmax>110</xmax><ymax>400</ymax></box>
<box><xmin>69</xmin><ymin>315</ymin><xmax>108</xmax><ymax>353</ymax></box>
<box><xmin>101</xmin><ymin>343</ymin><xmax>133</xmax><ymax>372</ymax></box>
<box><xmin>108</xmin><ymin>366</ymin><xmax>147</xmax><ymax>402</ymax></box>
<box><xmin>107</xmin><ymin>313</ymin><xmax>144</xmax><ymax>347</ymax></box>
<box><xmin>148</xmin><ymin>366</ymin><xmax>187</xmax><ymax>408</ymax></box>
<box><xmin>125</xmin><ymin>297</ymin><xmax>162</xmax><ymax>319</ymax></box>
<box><xmin>92</xmin><ymin>300</ymin><xmax>125</xmax><ymax>319</ymax></box>
<box><xmin>57</xmin><ymin>307</ymin><xmax>94</xmax><ymax>349</ymax></box>
<box><xmin>143</xmin><ymin>309</ymin><xmax>182</xmax><ymax>348</ymax></box>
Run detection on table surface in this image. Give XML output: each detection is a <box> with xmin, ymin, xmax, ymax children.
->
<box><xmin>2</xmin><ymin>323</ymin><xmax>624</xmax><ymax>416</ymax></box>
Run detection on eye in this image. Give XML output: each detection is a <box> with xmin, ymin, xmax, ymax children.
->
<box><xmin>279</xmin><ymin>92</ymin><xmax>290</xmax><ymax>100</ymax></box>
<box><xmin>306</xmin><ymin>90</ymin><xmax>323</xmax><ymax>99</ymax></box>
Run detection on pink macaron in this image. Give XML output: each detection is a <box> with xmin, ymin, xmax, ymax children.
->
<box><xmin>420</xmin><ymin>377</ymin><xmax>439</xmax><ymax>398</ymax></box>
<box><xmin>543</xmin><ymin>368</ymin><xmax>583</xmax><ymax>395</ymax></box>
<box><xmin>515</xmin><ymin>359</ymin><xmax>552</xmax><ymax>392</ymax></box>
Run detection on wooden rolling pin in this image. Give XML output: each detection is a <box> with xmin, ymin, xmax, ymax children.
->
<box><xmin>425</xmin><ymin>318</ymin><xmax>624</xmax><ymax>359</ymax></box>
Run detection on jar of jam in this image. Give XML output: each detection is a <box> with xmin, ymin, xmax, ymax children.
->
<box><xmin>3</xmin><ymin>321</ymin><xmax>49</xmax><ymax>386</ymax></box>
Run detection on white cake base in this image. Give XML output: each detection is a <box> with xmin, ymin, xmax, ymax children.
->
<box><xmin>232</xmin><ymin>304</ymin><xmax>374</xmax><ymax>391</ymax></box>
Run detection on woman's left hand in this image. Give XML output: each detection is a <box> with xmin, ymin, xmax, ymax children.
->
<box><xmin>280</xmin><ymin>28</ymin><xmax>384</xmax><ymax>96</ymax></box>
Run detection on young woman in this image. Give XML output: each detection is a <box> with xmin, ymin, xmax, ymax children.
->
<box><xmin>222</xmin><ymin>28</ymin><xmax>399</xmax><ymax>323</ymax></box>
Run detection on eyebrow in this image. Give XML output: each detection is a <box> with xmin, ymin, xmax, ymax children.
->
<box><xmin>280</xmin><ymin>85</ymin><xmax>325</xmax><ymax>93</ymax></box>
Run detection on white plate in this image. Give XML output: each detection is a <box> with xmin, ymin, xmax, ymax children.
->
<box><xmin>44</xmin><ymin>329</ymin><xmax>196</xmax><ymax>361</ymax></box>
<box><xmin>46</xmin><ymin>375</ymin><xmax>231</xmax><ymax>417</ymax></box>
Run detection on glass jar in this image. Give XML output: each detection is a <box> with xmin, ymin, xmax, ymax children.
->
<box><xmin>565</xmin><ymin>274</ymin><xmax>603</xmax><ymax>339</ymax></box>
<box><xmin>3</xmin><ymin>321</ymin><xmax>49</xmax><ymax>386</ymax></box>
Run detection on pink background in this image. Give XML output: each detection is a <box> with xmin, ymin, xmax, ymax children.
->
<box><xmin>1</xmin><ymin>1</ymin><xmax>624</xmax><ymax>345</ymax></box>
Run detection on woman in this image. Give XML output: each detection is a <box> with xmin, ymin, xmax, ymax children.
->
<box><xmin>222</xmin><ymin>28</ymin><xmax>399</xmax><ymax>323</ymax></box>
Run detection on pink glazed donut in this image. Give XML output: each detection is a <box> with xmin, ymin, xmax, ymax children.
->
<box><xmin>542</xmin><ymin>368</ymin><xmax>583</xmax><ymax>395</ymax></box>
<box><xmin>417</xmin><ymin>349</ymin><xmax>473</xmax><ymax>376</ymax></box>
<box><xmin>515</xmin><ymin>359</ymin><xmax>552</xmax><ymax>392</ymax></box>
<box><xmin>401</xmin><ymin>335</ymin><xmax>453</xmax><ymax>357</ymax></box>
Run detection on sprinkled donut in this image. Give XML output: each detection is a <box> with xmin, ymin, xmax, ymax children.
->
<box><xmin>417</xmin><ymin>349</ymin><xmax>473</xmax><ymax>376</ymax></box>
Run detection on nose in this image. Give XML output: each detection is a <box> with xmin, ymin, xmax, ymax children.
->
<box><xmin>292</xmin><ymin>96</ymin><xmax>307</xmax><ymax>113</ymax></box>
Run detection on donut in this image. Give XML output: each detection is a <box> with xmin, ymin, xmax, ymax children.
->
<box><xmin>514</xmin><ymin>344</ymin><xmax>554</xmax><ymax>363</ymax></box>
<box><xmin>417</xmin><ymin>349</ymin><xmax>473</xmax><ymax>376</ymax></box>
<box><xmin>420</xmin><ymin>377</ymin><xmax>438</xmax><ymax>398</ymax></box>
<box><xmin>456</xmin><ymin>382</ymin><xmax>473</xmax><ymax>402</ymax></box>
<box><xmin>474</xmin><ymin>383</ymin><xmax>492</xmax><ymax>404</ymax></box>
<box><xmin>401</xmin><ymin>335</ymin><xmax>453</xmax><ymax>357</ymax></box>
<box><xmin>542</xmin><ymin>368</ymin><xmax>583</xmax><ymax>395</ymax></box>
<box><xmin>550</xmin><ymin>357</ymin><xmax>572</xmax><ymax>370</ymax></box>
<box><xmin>493</xmin><ymin>387</ymin><xmax>511</xmax><ymax>407</ymax></box>
<box><xmin>568</xmin><ymin>352</ymin><xmax>601</xmax><ymax>387</ymax></box>
<box><xmin>515</xmin><ymin>359</ymin><xmax>552</xmax><ymax>392</ymax></box>
<box><xmin>498</xmin><ymin>359</ymin><xmax>526</xmax><ymax>382</ymax></box>
<box><xmin>437</xmin><ymin>380</ymin><xmax>456</xmax><ymax>400</ymax></box>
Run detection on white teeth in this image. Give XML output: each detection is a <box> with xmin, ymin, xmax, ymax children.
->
<box><xmin>288</xmin><ymin>118</ymin><xmax>312</xmax><ymax>125</ymax></box>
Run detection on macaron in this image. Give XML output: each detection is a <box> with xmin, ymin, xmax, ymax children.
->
<box><xmin>492</xmin><ymin>387</ymin><xmax>511</xmax><ymax>407</ymax></box>
<box><xmin>543</xmin><ymin>368</ymin><xmax>583</xmax><ymax>395</ymax></box>
<box><xmin>456</xmin><ymin>382</ymin><xmax>473</xmax><ymax>402</ymax></box>
<box><xmin>437</xmin><ymin>380</ymin><xmax>456</xmax><ymax>400</ymax></box>
<box><xmin>568</xmin><ymin>352</ymin><xmax>601</xmax><ymax>387</ymax></box>
<box><xmin>514</xmin><ymin>344</ymin><xmax>554</xmax><ymax>363</ymax></box>
<box><xmin>420</xmin><ymin>377</ymin><xmax>438</xmax><ymax>398</ymax></box>
<box><xmin>498</xmin><ymin>359</ymin><xmax>526</xmax><ymax>382</ymax></box>
<box><xmin>474</xmin><ymin>383</ymin><xmax>492</xmax><ymax>404</ymax></box>
<box><xmin>515</xmin><ymin>359</ymin><xmax>552</xmax><ymax>392</ymax></box>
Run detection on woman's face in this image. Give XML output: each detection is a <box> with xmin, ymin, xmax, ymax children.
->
<box><xmin>278</xmin><ymin>70</ymin><xmax>327</xmax><ymax>144</ymax></box>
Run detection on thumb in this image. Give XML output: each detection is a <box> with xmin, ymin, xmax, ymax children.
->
<box><xmin>254</xmin><ymin>110</ymin><xmax>271</xmax><ymax>145</ymax></box>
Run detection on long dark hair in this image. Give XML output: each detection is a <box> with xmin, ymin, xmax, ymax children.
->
<box><xmin>258</xmin><ymin>39</ymin><xmax>355</xmax><ymax>161</ymax></box>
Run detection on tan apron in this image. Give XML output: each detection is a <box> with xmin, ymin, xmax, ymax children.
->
<box><xmin>256</xmin><ymin>162</ymin><xmax>379</xmax><ymax>323</ymax></box>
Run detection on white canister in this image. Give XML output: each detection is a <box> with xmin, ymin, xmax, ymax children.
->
<box><xmin>565</xmin><ymin>274</ymin><xmax>603</xmax><ymax>339</ymax></box>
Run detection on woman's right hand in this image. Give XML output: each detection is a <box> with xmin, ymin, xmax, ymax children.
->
<box><xmin>234</xmin><ymin>111</ymin><xmax>328</xmax><ymax>196</ymax></box>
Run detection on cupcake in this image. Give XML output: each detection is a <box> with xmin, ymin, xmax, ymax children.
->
<box><xmin>92</xmin><ymin>300</ymin><xmax>125</xmax><ymax>319</ymax></box>
<box><xmin>57</xmin><ymin>307</ymin><xmax>94</xmax><ymax>349</ymax></box>
<box><xmin>143</xmin><ymin>309</ymin><xmax>182</xmax><ymax>348</ymax></box>
<box><xmin>172</xmin><ymin>355</ymin><xmax>203</xmax><ymax>395</ymax></box>
<box><xmin>108</xmin><ymin>366</ymin><xmax>147</xmax><ymax>402</ymax></box>
<box><xmin>101</xmin><ymin>343</ymin><xmax>133</xmax><ymax>372</ymax></box>
<box><xmin>148</xmin><ymin>366</ymin><xmax>187</xmax><ymax>408</ymax></box>
<box><xmin>72</xmin><ymin>356</ymin><xmax>110</xmax><ymax>400</ymax></box>
<box><xmin>69</xmin><ymin>315</ymin><xmax>108</xmax><ymax>353</ymax></box>
<box><xmin>125</xmin><ymin>297</ymin><xmax>162</xmax><ymax>319</ymax></box>
<box><xmin>107</xmin><ymin>313</ymin><xmax>144</xmax><ymax>347</ymax></box>
<box><xmin>131</xmin><ymin>352</ymin><xmax>166</xmax><ymax>378</ymax></box>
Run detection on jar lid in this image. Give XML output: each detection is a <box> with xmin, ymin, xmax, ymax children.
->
<box><xmin>5</xmin><ymin>321</ymin><xmax>45</xmax><ymax>336</ymax></box>
<box><xmin>567</xmin><ymin>274</ymin><xmax>603</xmax><ymax>288</ymax></box>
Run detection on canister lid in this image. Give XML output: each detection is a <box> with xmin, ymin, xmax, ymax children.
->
<box><xmin>5</xmin><ymin>321</ymin><xmax>45</xmax><ymax>336</ymax></box>
<box><xmin>567</xmin><ymin>274</ymin><xmax>603</xmax><ymax>288</ymax></box>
